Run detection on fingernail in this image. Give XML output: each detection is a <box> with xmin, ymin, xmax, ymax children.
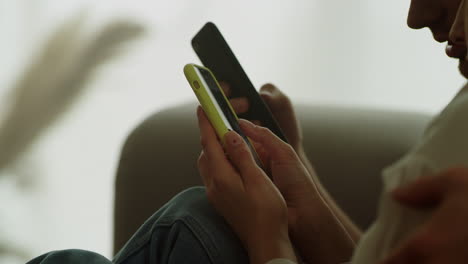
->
<box><xmin>260</xmin><ymin>89</ymin><xmax>273</xmax><ymax>96</ymax></box>
<box><xmin>260</xmin><ymin>92</ymin><xmax>272</xmax><ymax>100</ymax></box>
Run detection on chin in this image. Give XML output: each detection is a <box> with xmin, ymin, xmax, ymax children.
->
<box><xmin>459</xmin><ymin>60</ymin><xmax>468</xmax><ymax>79</ymax></box>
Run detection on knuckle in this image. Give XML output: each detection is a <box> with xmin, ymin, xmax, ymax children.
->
<box><xmin>228</xmin><ymin>144</ymin><xmax>255</xmax><ymax>170</ymax></box>
<box><xmin>210</xmin><ymin>175</ymin><xmax>229</xmax><ymax>193</ymax></box>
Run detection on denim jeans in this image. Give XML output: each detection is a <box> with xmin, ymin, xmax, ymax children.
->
<box><xmin>27</xmin><ymin>187</ymin><xmax>249</xmax><ymax>264</ymax></box>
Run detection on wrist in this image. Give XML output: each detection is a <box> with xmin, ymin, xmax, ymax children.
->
<box><xmin>290</xmin><ymin>204</ymin><xmax>355</xmax><ymax>263</ymax></box>
<box><xmin>247</xmin><ymin>233</ymin><xmax>297</xmax><ymax>264</ymax></box>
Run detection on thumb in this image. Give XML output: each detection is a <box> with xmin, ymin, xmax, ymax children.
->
<box><xmin>392</xmin><ymin>174</ymin><xmax>445</xmax><ymax>208</ymax></box>
<box><xmin>260</xmin><ymin>84</ymin><xmax>301</xmax><ymax>149</ymax></box>
<box><xmin>259</xmin><ymin>84</ymin><xmax>292</xmax><ymax>116</ymax></box>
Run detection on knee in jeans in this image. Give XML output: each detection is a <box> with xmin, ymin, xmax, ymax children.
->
<box><xmin>148</xmin><ymin>186</ymin><xmax>213</xmax><ymax>223</ymax></box>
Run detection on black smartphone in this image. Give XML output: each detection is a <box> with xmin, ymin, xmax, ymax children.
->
<box><xmin>191</xmin><ymin>22</ymin><xmax>288</xmax><ymax>143</ymax></box>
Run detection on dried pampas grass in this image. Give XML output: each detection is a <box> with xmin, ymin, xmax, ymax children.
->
<box><xmin>0</xmin><ymin>13</ymin><xmax>144</xmax><ymax>172</ymax></box>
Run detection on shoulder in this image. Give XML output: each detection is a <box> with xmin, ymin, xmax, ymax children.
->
<box><xmin>414</xmin><ymin>91</ymin><xmax>468</xmax><ymax>168</ymax></box>
<box><xmin>382</xmin><ymin>90</ymin><xmax>468</xmax><ymax>188</ymax></box>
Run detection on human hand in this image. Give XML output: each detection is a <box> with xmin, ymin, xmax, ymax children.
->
<box><xmin>196</xmin><ymin>107</ymin><xmax>296</xmax><ymax>264</ymax></box>
<box><xmin>220</xmin><ymin>82</ymin><xmax>308</xmax><ymax>182</ymax></box>
<box><xmin>221</xmin><ymin>83</ymin><xmax>357</xmax><ymax>262</ymax></box>
<box><xmin>236</xmin><ymin>114</ymin><xmax>356</xmax><ymax>263</ymax></box>
<box><xmin>220</xmin><ymin>82</ymin><xmax>303</xmax><ymax>151</ymax></box>
<box><xmin>382</xmin><ymin>167</ymin><xmax>468</xmax><ymax>264</ymax></box>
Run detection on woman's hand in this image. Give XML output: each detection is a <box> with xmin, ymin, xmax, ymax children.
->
<box><xmin>222</xmin><ymin>83</ymin><xmax>303</xmax><ymax>151</ymax></box>
<box><xmin>382</xmin><ymin>167</ymin><xmax>468</xmax><ymax>264</ymax></box>
<box><xmin>222</xmin><ymin>83</ymin><xmax>359</xmax><ymax>260</ymax></box>
<box><xmin>196</xmin><ymin>107</ymin><xmax>297</xmax><ymax>264</ymax></box>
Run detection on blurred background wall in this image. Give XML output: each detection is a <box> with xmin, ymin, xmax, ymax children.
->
<box><xmin>0</xmin><ymin>0</ymin><xmax>465</xmax><ymax>263</ymax></box>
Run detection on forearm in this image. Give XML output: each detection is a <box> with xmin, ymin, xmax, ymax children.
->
<box><xmin>298</xmin><ymin>148</ymin><xmax>362</xmax><ymax>242</ymax></box>
<box><xmin>289</xmin><ymin>195</ymin><xmax>356</xmax><ymax>264</ymax></box>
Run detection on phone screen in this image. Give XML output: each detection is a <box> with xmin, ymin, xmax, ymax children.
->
<box><xmin>192</xmin><ymin>22</ymin><xmax>288</xmax><ymax>143</ymax></box>
<box><xmin>196</xmin><ymin>66</ymin><xmax>239</xmax><ymax>133</ymax></box>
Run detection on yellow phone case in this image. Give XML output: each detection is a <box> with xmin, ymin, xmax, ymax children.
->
<box><xmin>184</xmin><ymin>63</ymin><xmax>265</xmax><ymax>170</ymax></box>
<box><xmin>184</xmin><ymin>63</ymin><xmax>238</xmax><ymax>144</ymax></box>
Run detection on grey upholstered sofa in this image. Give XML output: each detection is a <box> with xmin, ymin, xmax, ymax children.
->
<box><xmin>113</xmin><ymin>102</ymin><xmax>431</xmax><ymax>253</ymax></box>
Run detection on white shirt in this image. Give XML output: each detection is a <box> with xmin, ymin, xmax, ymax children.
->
<box><xmin>351</xmin><ymin>87</ymin><xmax>468</xmax><ymax>263</ymax></box>
<box><xmin>267</xmin><ymin>86</ymin><xmax>468</xmax><ymax>264</ymax></box>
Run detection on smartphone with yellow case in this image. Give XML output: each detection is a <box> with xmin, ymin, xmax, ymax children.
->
<box><xmin>184</xmin><ymin>63</ymin><xmax>264</xmax><ymax>169</ymax></box>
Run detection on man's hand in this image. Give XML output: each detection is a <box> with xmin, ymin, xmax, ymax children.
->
<box><xmin>382</xmin><ymin>167</ymin><xmax>468</xmax><ymax>264</ymax></box>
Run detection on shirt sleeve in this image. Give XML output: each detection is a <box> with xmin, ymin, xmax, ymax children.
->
<box><xmin>350</xmin><ymin>91</ymin><xmax>468</xmax><ymax>264</ymax></box>
<box><xmin>350</xmin><ymin>155</ymin><xmax>436</xmax><ymax>263</ymax></box>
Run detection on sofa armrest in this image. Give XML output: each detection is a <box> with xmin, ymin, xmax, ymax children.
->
<box><xmin>113</xmin><ymin>102</ymin><xmax>431</xmax><ymax>253</ymax></box>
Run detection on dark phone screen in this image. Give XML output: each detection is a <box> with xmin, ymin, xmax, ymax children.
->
<box><xmin>197</xmin><ymin>66</ymin><xmax>242</xmax><ymax>135</ymax></box>
<box><xmin>192</xmin><ymin>22</ymin><xmax>288</xmax><ymax>143</ymax></box>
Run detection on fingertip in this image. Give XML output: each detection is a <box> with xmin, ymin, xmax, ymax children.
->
<box><xmin>259</xmin><ymin>86</ymin><xmax>274</xmax><ymax>101</ymax></box>
<box><xmin>239</xmin><ymin>119</ymin><xmax>260</xmax><ymax>137</ymax></box>
<box><xmin>239</xmin><ymin>118</ymin><xmax>256</xmax><ymax>129</ymax></box>
<box><xmin>230</xmin><ymin>97</ymin><xmax>250</xmax><ymax>113</ymax></box>
<box><xmin>219</xmin><ymin>82</ymin><xmax>231</xmax><ymax>96</ymax></box>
